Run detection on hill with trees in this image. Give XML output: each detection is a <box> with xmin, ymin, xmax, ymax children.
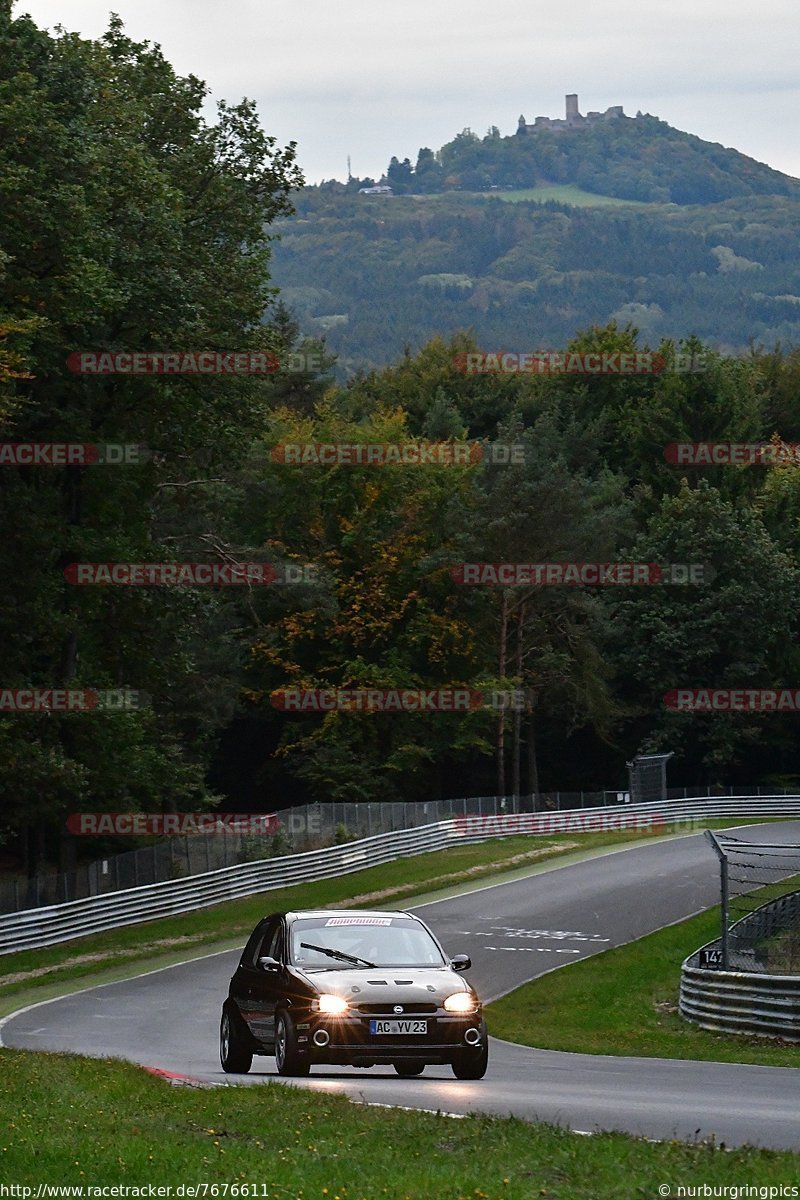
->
<box><xmin>377</xmin><ymin>114</ymin><xmax>800</xmax><ymax>205</ymax></box>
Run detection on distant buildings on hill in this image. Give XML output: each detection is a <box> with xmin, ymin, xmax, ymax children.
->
<box><xmin>356</xmin><ymin>97</ymin><xmax>634</xmax><ymax>197</ymax></box>
<box><xmin>518</xmin><ymin>94</ymin><xmax>627</xmax><ymax>134</ymax></box>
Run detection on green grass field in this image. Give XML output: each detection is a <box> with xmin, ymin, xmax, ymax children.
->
<box><xmin>410</xmin><ymin>183</ymin><xmax>653</xmax><ymax>207</ymax></box>
<box><xmin>492</xmin><ymin>184</ymin><xmax>651</xmax><ymax>207</ymax></box>
<box><xmin>0</xmin><ymin>1047</ymin><xmax>798</xmax><ymax>1196</ymax></box>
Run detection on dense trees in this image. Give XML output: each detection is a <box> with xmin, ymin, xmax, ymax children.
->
<box><xmin>0</xmin><ymin>7</ymin><xmax>301</xmax><ymax>870</ymax></box>
<box><xmin>270</xmin><ymin>190</ymin><xmax>800</xmax><ymax>373</ymax></box>
<box><xmin>215</xmin><ymin>328</ymin><xmax>800</xmax><ymax>806</ymax></box>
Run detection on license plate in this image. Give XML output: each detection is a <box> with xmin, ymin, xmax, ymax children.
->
<box><xmin>369</xmin><ymin>1019</ymin><xmax>427</xmax><ymax>1035</ymax></box>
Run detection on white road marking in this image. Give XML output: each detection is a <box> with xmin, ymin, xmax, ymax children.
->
<box><xmin>460</xmin><ymin>926</ymin><xmax>610</xmax><ymax>943</ymax></box>
<box><xmin>485</xmin><ymin>946</ymin><xmax>582</xmax><ymax>954</ymax></box>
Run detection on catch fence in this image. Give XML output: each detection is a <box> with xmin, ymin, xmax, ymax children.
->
<box><xmin>1</xmin><ymin>785</ymin><xmax>796</xmax><ymax>916</ymax></box>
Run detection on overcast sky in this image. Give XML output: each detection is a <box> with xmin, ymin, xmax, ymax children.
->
<box><xmin>13</xmin><ymin>0</ymin><xmax>800</xmax><ymax>185</ymax></box>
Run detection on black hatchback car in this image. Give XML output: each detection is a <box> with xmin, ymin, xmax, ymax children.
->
<box><xmin>220</xmin><ymin>908</ymin><xmax>488</xmax><ymax>1079</ymax></box>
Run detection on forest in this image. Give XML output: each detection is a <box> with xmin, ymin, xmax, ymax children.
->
<box><xmin>271</xmin><ymin>189</ymin><xmax>800</xmax><ymax>373</ymax></box>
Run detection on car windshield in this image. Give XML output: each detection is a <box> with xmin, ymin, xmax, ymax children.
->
<box><xmin>290</xmin><ymin>916</ymin><xmax>446</xmax><ymax>968</ymax></box>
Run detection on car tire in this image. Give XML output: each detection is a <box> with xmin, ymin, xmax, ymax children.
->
<box><xmin>393</xmin><ymin>1060</ymin><xmax>425</xmax><ymax>1077</ymax></box>
<box><xmin>219</xmin><ymin>1005</ymin><xmax>253</xmax><ymax>1074</ymax></box>
<box><xmin>451</xmin><ymin>1039</ymin><xmax>488</xmax><ymax>1080</ymax></box>
<box><xmin>274</xmin><ymin>1011</ymin><xmax>310</xmax><ymax>1077</ymax></box>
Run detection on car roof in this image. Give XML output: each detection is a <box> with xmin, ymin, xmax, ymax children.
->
<box><xmin>284</xmin><ymin>908</ymin><xmax>418</xmax><ymax>921</ymax></box>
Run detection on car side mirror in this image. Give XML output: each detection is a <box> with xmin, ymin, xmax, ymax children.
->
<box><xmin>450</xmin><ymin>953</ymin><xmax>471</xmax><ymax>972</ymax></box>
<box><xmin>257</xmin><ymin>955</ymin><xmax>280</xmax><ymax>971</ymax></box>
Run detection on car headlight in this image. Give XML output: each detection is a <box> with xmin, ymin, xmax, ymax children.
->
<box><xmin>316</xmin><ymin>993</ymin><xmax>349</xmax><ymax>1015</ymax></box>
<box><xmin>443</xmin><ymin>991</ymin><xmax>478</xmax><ymax>1013</ymax></box>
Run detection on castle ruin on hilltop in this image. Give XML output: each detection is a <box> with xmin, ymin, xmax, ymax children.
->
<box><xmin>517</xmin><ymin>94</ymin><xmax>626</xmax><ymax>133</ymax></box>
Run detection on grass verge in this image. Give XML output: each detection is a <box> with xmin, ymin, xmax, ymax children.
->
<box><xmin>485</xmin><ymin>906</ymin><xmax>800</xmax><ymax>1068</ymax></box>
<box><xmin>0</xmin><ymin>1048</ymin><xmax>798</xmax><ymax>1196</ymax></box>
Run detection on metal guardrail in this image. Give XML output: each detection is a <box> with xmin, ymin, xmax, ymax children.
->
<box><xmin>680</xmin><ymin>887</ymin><xmax>800</xmax><ymax>1041</ymax></box>
<box><xmin>0</xmin><ymin>822</ymin><xmax>459</xmax><ymax>955</ymax></box>
<box><xmin>680</xmin><ymin>961</ymin><xmax>800</xmax><ymax>1041</ymax></box>
<box><xmin>2</xmin><ymin>794</ymin><xmax>799</xmax><ymax>955</ymax></box>
<box><xmin>1</xmin><ymin>794</ymin><xmax>521</xmax><ymax>915</ymax></box>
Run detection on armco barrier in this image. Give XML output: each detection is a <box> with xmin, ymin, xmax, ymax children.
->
<box><xmin>2</xmin><ymin>795</ymin><xmax>799</xmax><ymax>955</ymax></box>
<box><xmin>680</xmin><ymin>887</ymin><xmax>800</xmax><ymax>1040</ymax></box>
<box><xmin>680</xmin><ymin>959</ymin><xmax>800</xmax><ymax>1041</ymax></box>
<box><xmin>0</xmin><ymin>822</ymin><xmax>458</xmax><ymax>955</ymax></box>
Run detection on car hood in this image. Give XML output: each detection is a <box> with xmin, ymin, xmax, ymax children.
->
<box><xmin>294</xmin><ymin>965</ymin><xmax>473</xmax><ymax>1004</ymax></box>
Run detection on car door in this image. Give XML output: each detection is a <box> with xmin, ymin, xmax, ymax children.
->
<box><xmin>229</xmin><ymin>921</ymin><xmax>266</xmax><ymax>1036</ymax></box>
<box><xmin>236</xmin><ymin>917</ymin><xmax>282</xmax><ymax>1045</ymax></box>
<box><xmin>244</xmin><ymin>916</ymin><xmax>284</xmax><ymax>1045</ymax></box>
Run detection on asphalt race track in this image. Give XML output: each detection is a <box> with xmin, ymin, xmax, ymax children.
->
<box><xmin>3</xmin><ymin>823</ymin><xmax>799</xmax><ymax>1149</ymax></box>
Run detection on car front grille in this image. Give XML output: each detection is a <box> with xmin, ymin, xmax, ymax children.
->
<box><xmin>354</xmin><ymin>1002</ymin><xmax>438</xmax><ymax>1015</ymax></box>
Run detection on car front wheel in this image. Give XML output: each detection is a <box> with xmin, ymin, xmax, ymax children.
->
<box><xmin>451</xmin><ymin>1039</ymin><xmax>488</xmax><ymax>1080</ymax></box>
<box><xmin>220</xmin><ymin>1006</ymin><xmax>253</xmax><ymax>1074</ymax></box>
<box><xmin>274</xmin><ymin>1011</ymin><xmax>310</xmax><ymax>1077</ymax></box>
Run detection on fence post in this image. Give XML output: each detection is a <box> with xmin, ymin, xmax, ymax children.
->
<box><xmin>720</xmin><ymin>853</ymin><xmax>730</xmax><ymax>969</ymax></box>
<box><xmin>706</xmin><ymin>830</ymin><xmax>730</xmax><ymax>970</ymax></box>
